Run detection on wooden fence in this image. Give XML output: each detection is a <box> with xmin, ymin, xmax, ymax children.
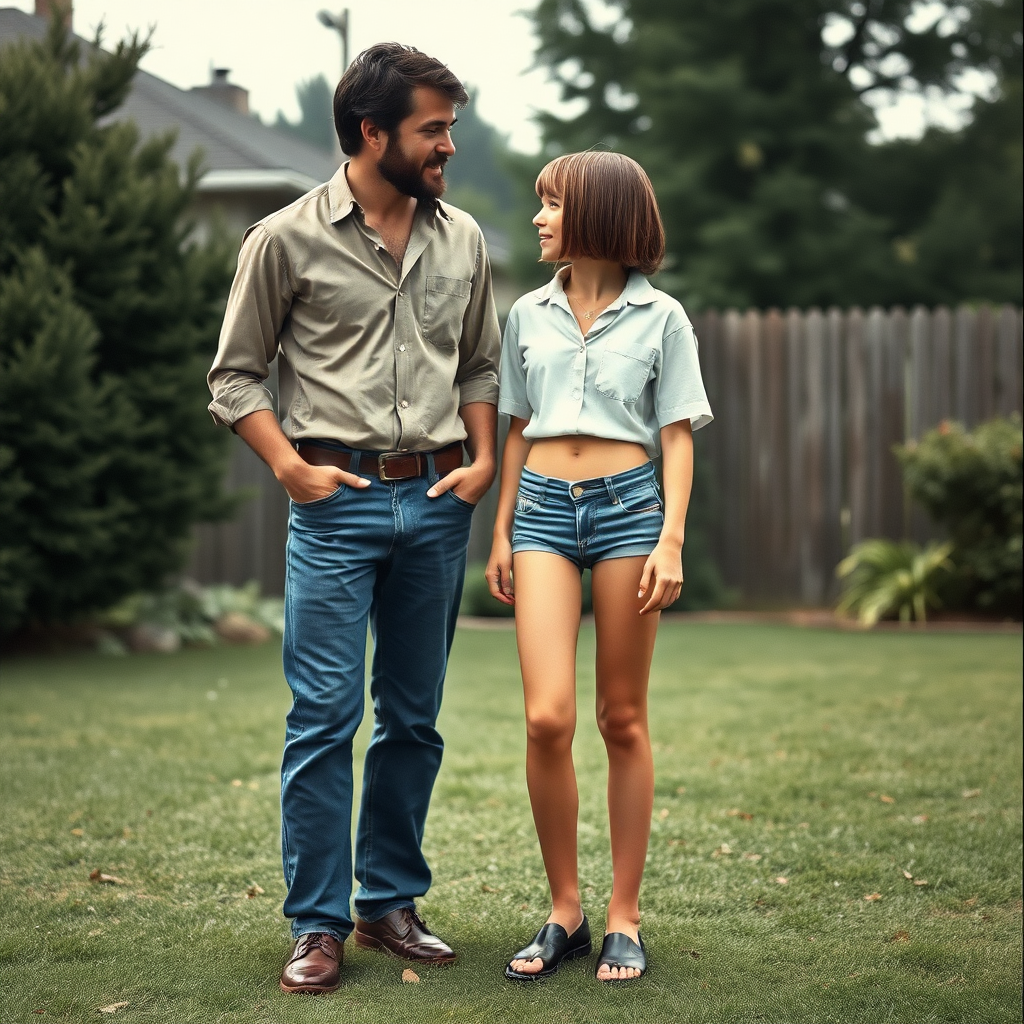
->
<box><xmin>187</xmin><ymin>304</ymin><xmax>1023</xmax><ymax>605</ymax></box>
<box><xmin>695</xmin><ymin>304</ymin><xmax>1022</xmax><ymax>605</ymax></box>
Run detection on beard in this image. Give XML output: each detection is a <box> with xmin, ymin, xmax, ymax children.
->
<box><xmin>378</xmin><ymin>136</ymin><xmax>447</xmax><ymax>202</ymax></box>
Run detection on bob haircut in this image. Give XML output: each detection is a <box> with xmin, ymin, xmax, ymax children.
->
<box><xmin>334</xmin><ymin>42</ymin><xmax>468</xmax><ymax>156</ymax></box>
<box><xmin>536</xmin><ymin>151</ymin><xmax>665</xmax><ymax>276</ymax></box>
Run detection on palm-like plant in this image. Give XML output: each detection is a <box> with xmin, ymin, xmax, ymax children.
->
<box><xmin>836</xmin><ymin>540</ymin><xmax>954</xmax><ymax>626</ymax></box>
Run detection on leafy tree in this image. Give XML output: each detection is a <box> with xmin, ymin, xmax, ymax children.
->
<box><xmin>444</xmin><ymin>87</ymin><xmax>518</xmax><ymax>226</ymax></box>
<box><xmin>528</xmin><ymin>0</ymin><xmax>1022</xmax><ymax>308</ymax></box>
<box><xmin>274</xmin><ymin>74</ymin><xmax>335</xmax><ymax>153</ymax></box>
<box><xmin>0</xmin><ymin>16</ymin><xmax>234</xmax><ymax>635</ymax></box>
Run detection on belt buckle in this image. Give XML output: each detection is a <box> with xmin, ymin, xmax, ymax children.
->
<box><xmin>377</xmin><ymin>451</ymin><xmax>418</xmax><ymax>482</ymax></box>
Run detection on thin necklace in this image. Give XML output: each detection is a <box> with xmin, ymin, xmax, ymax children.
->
<box><xmin>567</xmin><ymin>293</ymin><xmax>607</xmax><ymax>322</ymax></box>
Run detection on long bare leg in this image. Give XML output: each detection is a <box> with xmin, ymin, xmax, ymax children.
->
<box><xmin>508</xmin><ymin>551</ymin><xmax>584</xmax><ymax>973</ymax></box>
<box><xmin>591</xmin><ymin>556</ymin><xmax>659</xmax><ymax>980</ymax></box>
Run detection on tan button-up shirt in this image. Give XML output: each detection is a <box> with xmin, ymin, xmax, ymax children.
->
<box><xmin>208</xmin><ymin>163</ymin><xmax>500</xmax><ymax>451</ymax></box>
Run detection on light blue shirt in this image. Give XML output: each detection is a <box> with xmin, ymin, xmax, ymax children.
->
<box><xmin>498</xmin><ymin>268</ymin><xmax>713</xmax><ymax>458</ymax></box>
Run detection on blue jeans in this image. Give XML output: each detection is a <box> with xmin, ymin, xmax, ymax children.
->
<box><xmin>280</xmin><ymin>449</ymin><xmax>474</xmax><ymax>940</ymax></box>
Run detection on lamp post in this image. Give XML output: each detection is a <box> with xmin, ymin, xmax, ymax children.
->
<box><xmin>317</xmin><ymin>8</ymin><xmax>350</xmax><ymax>76</ymax></box>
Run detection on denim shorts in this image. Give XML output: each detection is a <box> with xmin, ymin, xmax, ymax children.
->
<box><xmin>511</xmin><ymin>462</ymin><xmax>664</xmax><ymax>570</ymax></box>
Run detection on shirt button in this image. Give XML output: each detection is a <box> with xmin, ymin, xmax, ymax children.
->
<box><xmin>572</xmin><ymin>390</ymin><xmax>581</xmax><ymax>399</ymax></box>
<box><xmin>400</xmin><ymin>400</ymin><xmax>409</xmax><ymax>409</ymax></box>
<box><xmin>399</xmin><ymin>345</ymin><xmax>406</xmax><ymax>352</ymax></box>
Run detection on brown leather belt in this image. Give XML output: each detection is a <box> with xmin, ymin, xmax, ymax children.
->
<box><xmin>297</xmin><ymin>442</ymin><xmax>464</xmax><ymax>482</ymax></box>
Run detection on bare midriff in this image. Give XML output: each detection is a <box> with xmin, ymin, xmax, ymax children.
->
<box><xmin>525</xmin><ymin>435</ymin><xmax>650</xmax><ymax>481</ymax></box>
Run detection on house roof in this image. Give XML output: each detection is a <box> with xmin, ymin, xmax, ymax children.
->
<box><xmin>0</xmin><ymin>7</ymin><xmax>338</xmax><ymax>193</ymax></box>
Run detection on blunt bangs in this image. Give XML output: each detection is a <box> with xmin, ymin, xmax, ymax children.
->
<box><xmin>535</xmin><ymin>151</ymin><xmax>665</xmax><ymax>276</ymax></box>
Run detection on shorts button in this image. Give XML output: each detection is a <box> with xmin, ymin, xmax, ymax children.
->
<box><xmin>571</xmin><ymin>485</ymin><xmax>584</xmax><ymax>498</ymax></box>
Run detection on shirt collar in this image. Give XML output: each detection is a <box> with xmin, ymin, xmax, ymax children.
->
<box><xmin>534</xmin><ymin>265</ymin><xmax>658</xmax><ymax>310</ymax></box>
<box><xmin>328</xmin><ymin>162</ymin><xmax>451</xmax><ymax>225</ymax></box>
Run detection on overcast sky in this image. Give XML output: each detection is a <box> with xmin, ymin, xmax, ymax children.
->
<box><xmin>12</xmin><ymin>0</ymin><xmax>982</xmax><ymax>150</ymax></box>
<box><xmin>15</xmin><ymin>0</ymin><xmax>569</xmax><ymax>152</ymax></box>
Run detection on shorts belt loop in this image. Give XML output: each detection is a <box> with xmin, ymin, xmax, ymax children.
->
<box><xmin>425</xmin><ymin>451</ymin><xmax>437</xmax><ymax>483</ymax></box>
<box><xmin>604</xmin><ymin>476</ymin><xmax>619</xmax><ymax>505</ymax></box>
<box><xmin>349</xmin><ymin>450</ymin><xmax>362</xmax><ymax>474</ymax></box>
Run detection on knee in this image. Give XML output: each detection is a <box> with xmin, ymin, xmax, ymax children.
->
<box><xmin>597</xmin><ymin>703</ymin><xmax>647</xmax><ymax>750</ymax></box>
<box><xmin>525</xmin><ymin>710</ymin><xmax>575</xmax><ymax>751</ymax></box>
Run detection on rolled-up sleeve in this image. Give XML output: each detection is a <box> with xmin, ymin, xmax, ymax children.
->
<box><xmin>454</xmin><ymin>233</ymin><xmax>500</xmax><ymax>407</ymax></box>
<box><xmin>207</xmin><ymin>224</ymin><xmax>295</xmax><ymax>429</ymax></box>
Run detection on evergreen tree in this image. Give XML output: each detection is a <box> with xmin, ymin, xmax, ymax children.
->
<box><xmin>274</xmin><ymin>74</ymin><xmax>335</xmax><ymax>153</ymax></box>
<box><xmin>0</xmin><ymin>16</ymin><xmax>234</xmax><ymax>634</ymax></box>
<box><xmin>528</xmin><ymin>0</ymin><xmax>1021</xmax><ymax>308</ymax></box>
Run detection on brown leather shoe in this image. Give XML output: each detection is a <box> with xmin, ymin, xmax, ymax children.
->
<box><xmin>279</xmin><ymin>932</ymin><xmax>343</xmax><ymax>994</ymax></box>
<box><xmin>354</xmin><ymin>907</ymin><xmax>456</xmax><ymax>964</ymax></box>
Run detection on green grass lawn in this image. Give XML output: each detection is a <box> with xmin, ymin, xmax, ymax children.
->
<box><xmin>0</xmin><ymin>622</ymin><xmax>1020</xmax><ymax>1023</ymax></box>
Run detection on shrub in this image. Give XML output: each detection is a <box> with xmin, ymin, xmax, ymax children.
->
<box><xmin>896</xmin><ymin>416</ymin><xmax>1023</xmax><ymax>618</ymax></box>
<box><xmin>0</xmin><ymin>17</ymin><xmax>234</xmax><ymax>634</ymax></box>
<box><xmin>836</xmin><ymin>539</ymin><xmax>954</xmax><ymax>626</ymax></box>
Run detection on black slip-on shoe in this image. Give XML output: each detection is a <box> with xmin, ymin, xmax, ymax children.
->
<box><xmin>505</xmin><ymin>916</ymin><xmax>592</xmax><ymax>981</ymax></box>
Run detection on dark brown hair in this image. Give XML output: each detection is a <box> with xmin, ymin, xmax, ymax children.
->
<box><xmin>333</xmin><ymin>43</ymin><xmax>468</xmax><ymax>155</ymax></box>
<box><xmin>536</xmin><ymin>151</ymin><xmax>665</xmax><ymax>275</ymax></box>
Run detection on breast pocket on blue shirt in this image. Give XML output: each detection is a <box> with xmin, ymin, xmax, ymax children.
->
<box><xmin>595</xmin><ymin>342</ymin><xmax>657</xmax><ymax>403</ymax></box>
<box><xmin>424</xmin><ymin>276</ymin><xmax>472</xmax><ymax>353</ymax></box>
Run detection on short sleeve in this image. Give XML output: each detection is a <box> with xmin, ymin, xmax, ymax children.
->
<box><xmin>497</xmin><ymin>310</ymin><xmax>533</xmax><ymax>420</ymax></box>
<box><xmin>655</xmin><ymin>322</ymin><xmax>713</xmax><ymax>431</ymax></box>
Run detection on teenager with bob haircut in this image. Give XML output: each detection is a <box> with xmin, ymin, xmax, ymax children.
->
<box><xmin>486</xmin><ymin>150</ymin><xmax>713</xmax><ymax>983</ymax></box>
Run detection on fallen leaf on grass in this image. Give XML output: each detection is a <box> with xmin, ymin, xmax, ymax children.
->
<box><xmin>964</xmin><ymin>897</ymin><xmax>978</xmax><ymax>906</ymax></box>
<box><xmin>402</xmin><ymin>969</ymin><xmax>420</xmax><ymax>983</ymax></box>
<box><xmin>481</xmin><ymin>884</ymin><xmax>499</xmax><ymax>893</ymax></box>
<box><xmin>890</xmin><ymin>930</ymin><xmax>910</xmax><ymax>942</ymax></box>
<box><xmin>863</xmin><ymin>893</ymin><xmax>882</xmax><ymax>902</ymax></box>
<box><xmin>743</xmin><ymin>852</ymin><xmax>762</xmax><ymax>861</ymax></box>
<box><xmin>914</xmin><ymin>879</ymin><xmax>929</xmax><ymax>886</ymax></box>
<box><xmin>71</xmin><ymin>828</ymin><xmax>84</xmax><ymax>837</ymax></box>
<box><xmin>89</xmin><ymin>870</ymin><xmax>125</xmax><ymax>886</ymax></box>
<box><xmin>880</xmin><ymin>795</ymin><xmax>895</xmax><ymax>804</ymax></box>
<box><xmin>668</xmin><ymin>838</ymin><xmax>686</xmax><ymax>847</ymax></box>
<box><xmin>658</xmin><ymin>808</ymin><xmax>669</xmax><ymax>820</ymax></box>
<box><xmin>912</xmin><ymin>814</ymin><xmax>929</xmax><ymax>824</ymax></box>
<box><xmin>97</xmin><ymin>1003</ymin><xmax>128</xmax><ymax>1014</ymax></box>
<box><xmin>712</xmin><ymin>843</ymin><xmax>733</xmax><ymax>857</ymax></box>
<box><xmin>245</xmin><ymin>884</ymin><xmax>264</xmax><ymax>899</ymax></box>
<box><xmin>962</xmin><ymin>788</ymin><xmax>981</xmax><ymax>798</ymax></box>
<box><xmin>231</xmin><ymin>780</ymin><xmax>242</xmax><ymax>788</ymax></box>
<box><xmin>676</xmin><ymin>786</ymin><xmax>687</xmax><ymax>795</ymax></box>
<box><xmin>902</xmin><ymin>869</ymin><xmax>914</xmax><ymax>880</ymax></box>
<box><xmin>727</xmin><ymin>809</ymin><xmax>754</xmax><ymax>820</ymax></box>
<box><xmin>775</xmin><ymin>877</ymin><xmax>789</xmax><ymax>885</ymax></box>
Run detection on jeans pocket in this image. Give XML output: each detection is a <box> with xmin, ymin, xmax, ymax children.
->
<box><xmin>618</xmin><ymin>483</ymin><xmax>662</xmax><ymax>514</ymax></box>
<box><xmin>515</xmin><ymin>491</ymin><xmax>543</xmax><ymax>514</ymax></box>
<box><xmin>292</xmin><ymin>484</ymin><xmax>346</xmax><ymax>509</ymax></box>
<box><xmin>445</xmin><ymin>489</ymin><xmax>477</xmax><ymax>511</ymax></box>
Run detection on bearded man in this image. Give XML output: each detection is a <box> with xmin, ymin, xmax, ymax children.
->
<box><xmin>207</xmin><ymin>43</ymin><xmax>500</xmax><ymax>993</ymax></box>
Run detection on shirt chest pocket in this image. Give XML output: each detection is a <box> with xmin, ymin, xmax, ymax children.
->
<box><xmin>594</xmin><ymin>341</ymin><xmax>657</xmax><ymax>403</ymax></box>
<box><xmin>424</xmin><ymin>276</ymin><xmax>472</xmax><ymax>353</ymax></box>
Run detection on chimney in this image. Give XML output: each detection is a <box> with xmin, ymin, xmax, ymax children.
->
<box><xmin>35</xmin><ymin>0</ymin><xmax>72</xmax><ymax>29</ymax></box>
<box><xmin>191</xmin><ymin>68</ymin><xmax>250</xmax><ymax>116</ymax></box>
